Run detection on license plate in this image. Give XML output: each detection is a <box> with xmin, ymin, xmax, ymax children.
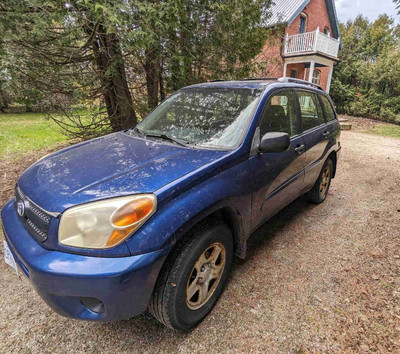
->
<box><xmin>3</xmin><ymin>240</ymin><xmax>19</xmax><ymax>276</ymax></box>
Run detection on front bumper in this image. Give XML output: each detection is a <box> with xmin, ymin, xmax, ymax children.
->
<box><xmin>1</xmin><ymin>200</ymin><xmax>171</xmax><ymax>321</ymax></box>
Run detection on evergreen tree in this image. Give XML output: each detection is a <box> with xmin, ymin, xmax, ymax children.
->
<box><xmin>0</xmin><ymin>0</ymin><xmax>272</xmax><ymax>137</ymax></box>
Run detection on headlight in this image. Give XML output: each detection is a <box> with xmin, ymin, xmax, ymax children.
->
<box><xmin>58</xmin><ymin>194</ymin><xmax>157</xmax><ymax>249</ymax></box>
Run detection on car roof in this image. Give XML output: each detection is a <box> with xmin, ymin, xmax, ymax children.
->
<box><xmin>184</xmin><ymin>78</ymin><xmax>325</xmax><ymax>93</ymax></box>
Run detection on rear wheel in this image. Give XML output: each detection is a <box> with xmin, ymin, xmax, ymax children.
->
<box><xmin>149</xmin><ymin>221</ymin><xmax>233</xmax><ymax>331</ymax></box>
<box><xmin>306</xmin><ymin>158</ymin><xmax>333</xmax><ymax>204</ymax></box>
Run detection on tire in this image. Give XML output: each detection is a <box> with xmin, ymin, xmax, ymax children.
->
<box><xmin>149</xmin><ymin>220</ymin><xmax>234</xmax><ymax>331</ymax></box>
<box><xmin>306</xmin><ymin>158</ymin><xmax>333</xmax><ymax>204</ymax></box>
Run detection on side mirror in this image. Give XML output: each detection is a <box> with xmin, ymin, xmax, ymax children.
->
<box><xmin>259</xmin><ymin>132</ymin><xmax>290</xmax><ymax>153</ymax></box>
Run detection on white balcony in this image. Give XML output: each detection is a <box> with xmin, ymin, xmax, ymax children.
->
<box><xmin>284</xmin><ymin>29</ymin><xmax>340</xmax><ymax>59</ymax></box>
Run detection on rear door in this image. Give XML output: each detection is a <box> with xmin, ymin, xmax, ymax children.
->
<box><xmin>295</xmin><ymin>90</ymin><xmax>331</xmax><ymax>189</ymax></box>
<box><xmin>319</xmin><ymin>94</ymin><xmax>341</xmax><ymax>141</ymax></box>
<box><xmin>250</xmin><ymin>89</ymin><xmax>306</xmax><ymax>230</ymax></box>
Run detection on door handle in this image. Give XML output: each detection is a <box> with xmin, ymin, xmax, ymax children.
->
<box><xmin>295</xmin><ymin>144</ymin><xmax>305</xmax><ymax>155</ymax></box>
<box><xmin>323</xmin><ymin>131</ymin><xmax>330</xmax><ymax>139</ymax></box>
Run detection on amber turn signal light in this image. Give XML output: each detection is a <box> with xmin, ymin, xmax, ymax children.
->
<box><xmin>111</xmin><ymin>198</ymin><xmax>154</xmax><ymax>228</ymax></box>
<box><xmin>106</xmin><ymin>197</ymin><xmax>156</xmax><ymax>247</ymax></box>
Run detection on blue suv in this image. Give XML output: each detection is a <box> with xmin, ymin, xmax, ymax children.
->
<box><xmin>1</xmin><ymin>78</ymin><xmax>341</xmax><ymax>330</ymax></box>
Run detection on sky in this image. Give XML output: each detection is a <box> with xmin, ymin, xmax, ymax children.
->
<box><xmin>335</xmin><ymin>0</ymin><xmax>400</xmax><ymax>23</ymax></box>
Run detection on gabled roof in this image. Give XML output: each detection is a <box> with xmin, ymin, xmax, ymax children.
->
<box><xmin>266</xmin><ymin>0</ymin><xmax>341</xmax><ymax>40</ymax></box>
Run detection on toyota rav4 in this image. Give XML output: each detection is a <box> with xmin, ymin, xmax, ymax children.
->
<box><xmin>1</xmin><ymin>78</ymin><xmax>341</xmax><ymax>330</ymax></box>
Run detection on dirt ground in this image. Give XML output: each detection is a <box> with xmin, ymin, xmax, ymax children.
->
<box><xmin>0</xmin><ymin>130</ymin><xmax>399</xmax><ymax>353</ymax></box>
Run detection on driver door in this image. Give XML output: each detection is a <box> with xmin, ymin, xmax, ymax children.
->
<box><xmin>250</xmin><ymin>89</ymin><xmax>306</xmax><ymax>230</ymax></box>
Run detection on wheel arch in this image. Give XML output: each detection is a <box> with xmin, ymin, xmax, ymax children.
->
<box><xmin>328</xmin><ymin>150</ymin><xmax>337</xmax><ymax>178</ymax></box>
<box><xmin>170</xmin><ymin>203</ymin><xmax>247</xmax><ymax>260</ymax></box>
<box><xmin>205</xmin><ymin>206</ymin><xmax>246</xmax><ymax>259</ymax></box>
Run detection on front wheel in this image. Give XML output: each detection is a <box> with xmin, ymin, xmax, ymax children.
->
<box><xmin>149</xmin><ymin>221</ymin><xmax>233</xmax><ymax>331</ymax></box>
<box><xmin>306</xmin><ymin>158</ymin><xmax>333</xmax><ymax>204</ymax></box>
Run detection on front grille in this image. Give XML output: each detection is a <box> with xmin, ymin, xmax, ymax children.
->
<box><xmin>28</xmin><ymin>202</ymin><xmax>51</xmax><ymax>223</ymax></box>
<box><xmin>15</xmin><ymin>186</ymin><xmax>52</xmax><ymax>242</ymax></box>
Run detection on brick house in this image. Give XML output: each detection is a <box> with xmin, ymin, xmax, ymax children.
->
<box><xmin>258</xmin><ymin>0</ymin><xmax>341</xmax><ymax>92</ymax></box>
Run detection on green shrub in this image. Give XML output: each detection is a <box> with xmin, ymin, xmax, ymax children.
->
<box><xmin>330</xmin><ymin>15</ymin><xmax>400</xmax><ymax>126</ymax></box>
<box><xmin>379</xmin><ymin>108</ymin><xmax>399</xmax><ymax>124</ymax></box>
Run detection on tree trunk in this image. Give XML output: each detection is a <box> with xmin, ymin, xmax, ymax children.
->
<box><xmin>159</xmin><ymin>62</ymin><xmax>165</xmax><ymax>101</ymax></box>
<box><xmin>93</xmin><ymin>27</ymin><xmax>136</xmax><ymax>131</ymax></box>
<box><xmin>144</xmin><ymin>0</ymin><xmax>161</xmax><ymax>110</ymax></box>
<box><xmin>0</xmin><ymin>89</ymin><xmax>8</xmax><ymax>113</ymax></box>
<box><xmin>144</xmin><ymin>47</ymin><xmax>160</xmax><ymax>110</ymax></box>
<box><xmin>181</xmin><ymin>5</ymin><xmax>192</xmax><ymax>86</ymax></box>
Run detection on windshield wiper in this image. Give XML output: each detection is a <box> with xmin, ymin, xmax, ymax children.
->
<box><xmin>144</xmin><ymin>133</ymin><xmax>189</xmax><ymax>147</ymax></box>
<box><xmin>131</xmin><ymin>127</ymin><xmax>145</xmax><ymax>137</ymax></box>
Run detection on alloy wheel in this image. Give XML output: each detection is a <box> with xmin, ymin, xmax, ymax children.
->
<box><xmin>186</xmin><ymin>242</ymin><xmax>226</xmax><ymax>310</ymax></box>
<box><xmin>319</xmin><ymin>164</ymin><xmax>331</xmax><ymax>197</ymax></box>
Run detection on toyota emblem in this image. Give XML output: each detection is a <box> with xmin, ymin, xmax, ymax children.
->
<box><xmin>17</xmin><ymin>200</ymin><xmax>25</xmax><ymax>217</ymax></box>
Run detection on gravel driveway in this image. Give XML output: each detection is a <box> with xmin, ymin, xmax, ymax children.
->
<box><xmin>1</xmin><ymin>131</ymin><xmax>399</xmax><ymax>353</ymax></box>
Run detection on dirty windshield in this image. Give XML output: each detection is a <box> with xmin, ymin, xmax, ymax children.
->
<box><xmin>136</xmin><ymin>87</ymin><xmax>262</xmax><ymax>149</ymax></box>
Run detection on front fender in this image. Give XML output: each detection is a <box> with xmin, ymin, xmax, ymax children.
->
<box><xmin>125</xmin><ymin>158</ymin><xmax>253</xmax><ymax>257</ymax></box>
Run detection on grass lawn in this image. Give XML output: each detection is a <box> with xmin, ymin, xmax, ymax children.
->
<box><xmin>0</xmin><ymin>113</ymin><xmax>70</xmax><ymax>159</ymax></box>
<box><xmin>364</xmin><ymin>124</ymin><xmax>400</xmax><ymax>139</ymax></box>
<box><xmin>340</xmin><ymin>115</ymin><xmax>400</xmax><ymax>139</ymax></box>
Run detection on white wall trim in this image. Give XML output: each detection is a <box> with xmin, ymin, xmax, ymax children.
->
<box><xmin>284</xmin><ymin>55</ymin><xmax>336</xmax><ymax>67</ymax></box>
<box><xmin>326</xmin><ymin>64</ymin><xmax>334</xmax><ymax>93</ymax></box>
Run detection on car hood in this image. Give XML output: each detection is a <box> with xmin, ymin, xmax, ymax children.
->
<box><xmin>18</xmin><ymin>132</ymin><xmax>227</xmax><ymax>212</ymax></box>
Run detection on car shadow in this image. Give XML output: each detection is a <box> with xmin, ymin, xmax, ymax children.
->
<box><xmin>238</xmin><ymin>195</ymin><xmax>317</xmax><ymax>265</ymax></box>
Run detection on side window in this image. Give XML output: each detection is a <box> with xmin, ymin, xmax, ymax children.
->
<box><xmin>296</xmin><ymin>91</ymin><xmax>322</xmax><ymax>131</ymax></box>
<box><xmin>259</xmin><ymin>90</ymin><xmax>297</xmax><ymax>137</ymax></box>
<box><xmin>315</xmin><ymin>94</ymin><xmax>325</xmax><ymax>122</ymax></box>
<box><xmin>319</xmin><ymin>95</ymin><xmax>336</xmax><ymax>122</ymax></box>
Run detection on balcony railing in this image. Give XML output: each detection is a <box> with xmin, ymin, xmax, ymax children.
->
<box><xmin>284</xmin><ymin>29</ymin><xmax>340</xmax><ymax>59</ymax></box>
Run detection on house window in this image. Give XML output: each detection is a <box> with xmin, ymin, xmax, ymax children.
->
<box><xmin>312</xmin><ymin>69</ymin><xmax>321</xmax><ymax>85</ymax></box>
<box><xmin>290</xmin><ymin>69</ymin><xmax>297</xmax><ymax>78</ymax></box>
<box><xmin>299</xmin><ymin>13</ymin><xmax>307</xmax><ymax>34</ymax></box>
<box><xmin>324</xmin><ymin>27</ymin><xmax>330</xmax><ymax>36</ymax></box>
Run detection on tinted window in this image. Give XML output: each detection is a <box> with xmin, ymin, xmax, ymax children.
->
<box><xmin>260</xmin><ymin>90</ymin><xmax>297</xmax><ymax>137</ymax></box>
<box><xmin>320</xmin><ymin>95</ymin><xmax>336</xmax><ymax>122</ymax></box>
<box><xmin>297</xmin><ymin>91</ymin><xmax>321</xmax><ymax>131</ymax></box>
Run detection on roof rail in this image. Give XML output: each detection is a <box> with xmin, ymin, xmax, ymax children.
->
<box><xmin>210</xmin><ymin>77</ymin><xmax>324</xmax><ymax>90</ymax></box>
<box><xmin>210</xmin><ymin>78</ymin><xmax>279</xmax><ymax>82</ymax></box>
<box><xmin>240</xmin><ymin>78</ymin><xmax>279</xmax><ymax>81</ymax></box>
<box><xmin>277</xmin><ymin>77</ymin><xmax>324</xmax><ymax>91</ymax></box>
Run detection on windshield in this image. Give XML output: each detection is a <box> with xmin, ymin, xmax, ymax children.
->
<box><xmin>135</xmin><ymin>87</ymin><xmax>262</xmax><ymax>149</ymax></box>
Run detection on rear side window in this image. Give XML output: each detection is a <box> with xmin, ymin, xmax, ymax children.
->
<box><xmin>296</xmin><ymin>91</ymin><xmax>322</xmax><ymax>131</ymax></box>
<box><xmin>259</xmin><ymin>90</ymin><xmax>298</xmax><ymax>137</ymax></box>
<box><xmin>319</xmin><ymin>95</ymin><xmax>336</xmax><ymax>122</ymax></box>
